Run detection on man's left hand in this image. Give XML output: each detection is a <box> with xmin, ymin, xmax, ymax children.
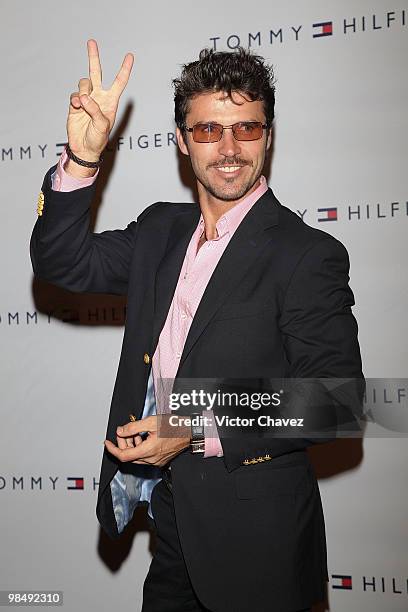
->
<box><xmin>104</xmin><ymin>415</ymin><xmax>191</xmax><ymax>466</ymax></box>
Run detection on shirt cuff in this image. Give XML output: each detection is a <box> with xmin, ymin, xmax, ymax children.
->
<box><xmin>51</xmin><ymin>146</ymin><xmax>99</xmax><ymax>192</ymax></box>
<box><xmin>204</xmin><ymin>410</ymin><xmax>224</xmax><ymax>458</ymax></box>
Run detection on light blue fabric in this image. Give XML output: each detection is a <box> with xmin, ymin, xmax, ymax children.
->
<box><xmin>110</xmin><ymin>369</ymin><xmax>162</xmax><ymax>533</ymax></box>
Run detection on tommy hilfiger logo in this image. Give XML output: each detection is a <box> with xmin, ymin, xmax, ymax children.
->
<box><xmin>295</xmin><ymin>200</ymin><xmax>408</xmax><ymax>224</ymax></box>
<box><xmin>331</xmin><ymin>573</ymin><xmax>408</xmax><ymax>596</ymax></box>
<box><xmin>0</xmin><ymin>475</ymin><xmax>99</xmax><ymax>491</ymax></box>
<box><xmin>317</xmin><ymin>207</ymin><xmax>338</xmax><ymax>222</ymax></box>
<box><xmin>312</xmin><ymin>22</ymin><xmax>333</xmax><ymax>38</ymax></box>
<box><xmin>208</xmin><ymin>9</ymin><xmax>406</xmax><ymax>49</ymax></box>
<box><xmin>332</xmin><ymin>574</ymin><xmax>352</xmax><ymax>590</ymax></box>
<box><xmin>0</xmin><ymin>133</ymin><xmax>177</xmax><ymax>164</ymax></box>
<box><xmin>67</xmin><ymin>477</ymin><xmax>84</xmax><ymax>490</ymax></box>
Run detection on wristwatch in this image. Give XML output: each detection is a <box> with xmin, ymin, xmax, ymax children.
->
<box><xmin>190</xmin><ymin>413</ymin><xmax>205</xmax><ymax>454</ymax></box>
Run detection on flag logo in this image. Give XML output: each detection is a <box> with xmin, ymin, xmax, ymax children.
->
<box><xmin>318</xmin><ymin>207</ymin><xmax>338</xmax><ymax>222</ymax></box>
<box><xmin>67</xmin><ymin>477</ymin><xmax>84</xmax><ymax>490</ymax></box>
<box><xmin>332</xmin><ymin>574</ymin><xmax>353</xmax><ymax>590</ymax></box>
<box><xmin>313</xmin><ymin>21</ymin><xmax>333</xmax><ymax>38</ymax></box>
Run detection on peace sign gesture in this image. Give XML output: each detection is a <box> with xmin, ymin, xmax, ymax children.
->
<box><xmin>67</xmin><ymin>39</ymin><xmax>134</xmax><ymax>164</ymax></box>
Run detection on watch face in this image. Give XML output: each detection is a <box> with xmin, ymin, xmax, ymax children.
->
<box><xmin>192</xmin><ymin>424</ymin><xmax>204</xmax><ymax>437</ymax></box>
<box><xmin>191</xmin><ymin>413</ymin><xmax>205</xmax><ymax>441</ymax></box>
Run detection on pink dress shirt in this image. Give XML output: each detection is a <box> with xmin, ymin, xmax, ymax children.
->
<box><xmin>51</xmin><ymin>149</ymin><xmax>268</xmax><ymax>457</ymax></box>
<box><xmin>152</xmin><ymin>178</ymin><xmax>268</xmax><ymax>456</ymax></box>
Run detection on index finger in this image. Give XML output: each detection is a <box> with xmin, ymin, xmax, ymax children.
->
<box><xmin>110</xmin><ymin>52</ymin><xmax>134</xmax><ymax>98</ymax></box>
<box><xmin>87</xmin><ymin>38</ymin><xmax>102</xmax><ymax>88</ymax></box>
<box><xmin>117</xmin><ymin>416</ymin><xmax>156</xmax><ymax>437</ymax></box>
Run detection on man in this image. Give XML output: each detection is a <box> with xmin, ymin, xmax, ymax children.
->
<box><xmin>30</xmin><ymin>40</ymin><xmax>364</xmax><ymax>612</ymax></box>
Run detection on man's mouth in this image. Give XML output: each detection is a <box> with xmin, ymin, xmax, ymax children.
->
<box><xmin>216</xmin><ymin>165</ymin><xmax>244</xmax><ymax>174</ymax></box>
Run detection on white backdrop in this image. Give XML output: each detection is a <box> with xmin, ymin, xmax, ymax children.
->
<box><xmin>1</xmin><ymin>0</ymin><xmax>407</xmax><ymax>610</ymax></box>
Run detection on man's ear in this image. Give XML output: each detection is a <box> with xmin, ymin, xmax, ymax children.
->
<box><xmin>266</xmin><ymin>127</ymin><xmax>273</xmax><ymax>151</ymax></box>
<box><xmin>176</xmin><ymin>127</ymin><xmax>190</xmax><ymax>156</ymax></box>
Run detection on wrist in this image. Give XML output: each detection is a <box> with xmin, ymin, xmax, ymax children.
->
<box><xmin>63</xmin><ymin>158</ymin><xmax>98</xmax><ymax>179</ymax></box>
<box><xmin>63</xmin><ymin>144</ymin><xmax>103</xmax><ymax>176</ymax></box>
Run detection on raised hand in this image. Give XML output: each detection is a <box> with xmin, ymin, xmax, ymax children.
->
<box><xmin>67</xmin><ymin>39</ymin><xmax>134</xmax><ymax>164</ymax></box>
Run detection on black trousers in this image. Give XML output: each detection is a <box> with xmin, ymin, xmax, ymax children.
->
<box><xmin>142</xmin><ymin>472</ymin><xmax>312</xmax><ymax>612</ymax></box>
<box><xmin>142</xmin><ymin>475</ymin><xmax>208</xmax><ymax>611</ymax></box>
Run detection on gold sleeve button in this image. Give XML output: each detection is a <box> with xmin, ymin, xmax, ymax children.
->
<box><xmin>143</xmin><ymin>353</ymin><xmax>150</xmax><ymax>364</ymax></box>
<box><xmin>37</xmin><ymin>191</ymin><xmax>44</xmax><ymax>216</ymax></box>
<box><xmin>243</xmin><ymin>454</ymin><xmax>272</xmax><ymax>466</ymax></box>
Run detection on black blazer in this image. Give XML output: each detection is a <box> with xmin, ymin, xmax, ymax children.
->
<box><xmin>30</xmin><ymin>166</ymin><xmax>364</xmax><ymax>612</ymax></box>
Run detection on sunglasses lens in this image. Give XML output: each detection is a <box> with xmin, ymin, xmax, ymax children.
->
<box><xmin>233</xmin><ymin>122</ymin><xmax>263</xmax><ymax>141</ymax></box>
<box><xmin>192</xmin><ymin>123</ymin><xmax>223</xmax><ymax>143</ymax></box>
<box><xmin>190</xmin><ymin>122</ymin><xmax>264</xmax><ymax>142</ymax></box>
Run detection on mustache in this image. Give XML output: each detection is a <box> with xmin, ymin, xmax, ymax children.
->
<box><xmin>207</xmin><ymin>157</ymin><xmax>253</xmax><ymax>169</ymax></box>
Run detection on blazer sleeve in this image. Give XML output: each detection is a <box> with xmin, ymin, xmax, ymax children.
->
<box><xmin>30</xmin><ymin>165</ymin><xmax>159</xmax><ymax>295</ymax></box>
<box><xmin>220</xmin><ymin>236</ymin><xmax>365</xmax><ymax>471</ymax></box>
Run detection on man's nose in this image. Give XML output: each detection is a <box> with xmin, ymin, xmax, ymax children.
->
<box><xmin>217</xmin><ymin>127</ymin><xmax>241</xmax><ymax>158</ymax></box>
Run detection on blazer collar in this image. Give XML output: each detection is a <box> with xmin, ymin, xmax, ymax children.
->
<box><xmin>152</xmin><ymin>188</ymin><xmax>280</xmax><ymax>367</ymax></box>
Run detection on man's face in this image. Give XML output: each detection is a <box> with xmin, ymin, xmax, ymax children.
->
<box><xmin>176</xmin><ymin>91</ymin><xmax>272</xmax><ymax>204</ymax></box>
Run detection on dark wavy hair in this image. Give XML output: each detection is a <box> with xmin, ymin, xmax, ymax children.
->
<box><xmin>173</xmin><ymin>47</ymin><xmax>276</xmax><ymax>134</ymax></box>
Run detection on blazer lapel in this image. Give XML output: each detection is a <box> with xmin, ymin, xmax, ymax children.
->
<box><xmin>177</xmin><ymin>189</ymin><xmax>280</xmax><ymax>373</ymax></box>
<box><xmin>152</xmin><ymin>206</ymin><xmax>200</xmax><ymax>354</ymax></box>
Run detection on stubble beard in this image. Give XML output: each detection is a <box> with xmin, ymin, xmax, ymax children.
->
<box><xmin>195</xmin><ymin>157</ymin><xmax>260</xmax><ymax>203</ymax></box>
<box><xmin>199</xmin><ymin>175</ymin><xmax>257</xmax><ymax>202</ymax></box>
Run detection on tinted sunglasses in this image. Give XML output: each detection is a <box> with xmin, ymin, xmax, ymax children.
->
<box><xmin>185</xmin><ymin>121</ymin><xmax>268</xmax><ymax>143</ymax></box>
